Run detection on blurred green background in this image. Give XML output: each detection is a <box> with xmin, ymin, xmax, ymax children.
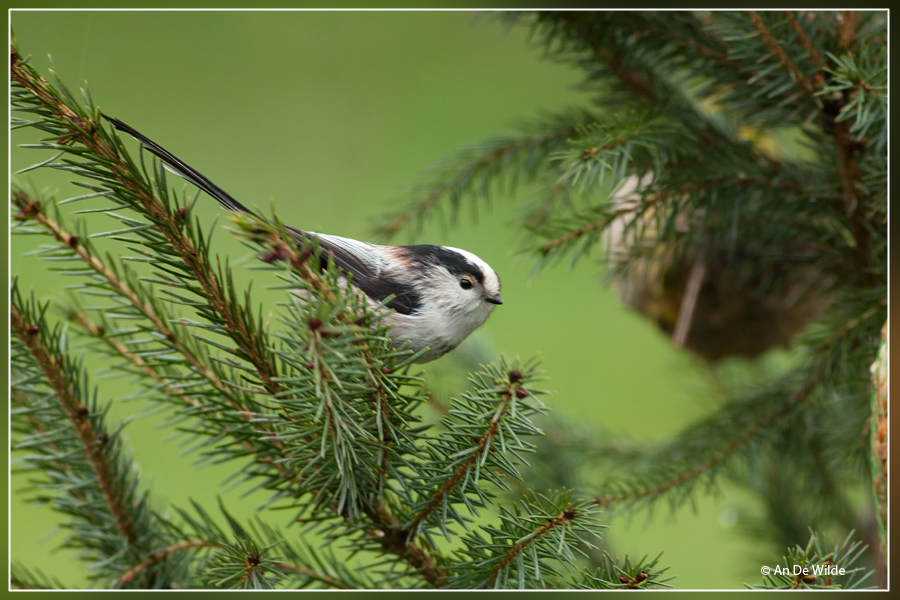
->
<box><xmin>10</xmin><ymin>10</ymin><xmax>764</xmax><ymax>589</ymax></box>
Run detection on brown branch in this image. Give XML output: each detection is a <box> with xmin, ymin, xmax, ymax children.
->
<box><xmin>619</xmin><ymin>11</ymin><xmax>739</xmax><ymax>69</ymax></box>
<box><xmin>11</xmin><ymin>190</ymin><xmax>299</xmax><ymax>474</ymax></box>
<box><xmin>10</xmin><ymin>302</ymin><xmax>139</xmax><ymax>548</ymax></box>
<box><xmin>364</xmin><ymin>504</ymin><xmax>448</xmax><ymax>587</ymax></box>
<box><xmin>116</xmin><ymin>541</ymin><xmax>217</xmax><ymax>587</ymax></box>
<box><xmin>784</xmin><ymin>11</ymin><xmax>824</xmax><ymax>69</ymax></box>
<box><xmin>539</xmin><ymin>216</ymin><xmax>607</xmax><ymax>255</ymax></box>
<box><xmin>746</xmin><ymin>11</ymin><xmax>817</xmax><ymax>99</ymax></box>
<box><xmin>831</xmin><ymin>109</ymin><xmax>869</xmax><ymax>271</ymax></box>
<box><xmin>486</xmin><ymin>510</ymin><xmax>572</xmax><ymax>588</ymax></box>
<box><xmin>68</xmin><ymin>309</ymin><xmax>303</xmax><ymax>486</ymax></box>
<box><xmin>11</xmin><ymin>54</ymin><xmax>286</xmax><ymax>403</ymax></box>
<box><xmin>839</xmin><ymin>11</ymin><xmax>858</xmax><ymax>49</ymax></box>
<box><xmin>406</xmin><ymin>379</ymin><xmax>521</xmax><ymax>538</ymax></box>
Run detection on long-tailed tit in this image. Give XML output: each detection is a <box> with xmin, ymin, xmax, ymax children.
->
<box><xmin>104</xmin><ymin>116</ymin><xmax>503</xmax><ymax>363</ymax></box>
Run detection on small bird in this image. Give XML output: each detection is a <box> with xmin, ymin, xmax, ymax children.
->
<box><xmin>104</xmin><ymin>116</ymin><xmax>503</xmax><ymax>363</ymax></box>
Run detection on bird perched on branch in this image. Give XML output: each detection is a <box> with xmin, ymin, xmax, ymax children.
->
<box><xmin>105</xmin><ymin>115</ymin><xmax>503</xmax><ymax>363</ymax></box>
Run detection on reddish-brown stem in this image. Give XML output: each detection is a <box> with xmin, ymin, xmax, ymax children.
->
<box><xmin>11</xmin><ymin>303</ymin><xmax>139</xmax><ymax>548</ymax></box>
<box><xmin>407</xmin><ymin>381</ymin><xmax>521</xmax><ymax>537</ymax></box>
<box><xmin>746</xmin><ymin>11</ymin><xmax>817</xmax><ymax>99</ymax></box>
<box><xmin>116</xmin><ymin>541</ymin><xmax>217</xmax><ymax>587</ymax></box>
<box><xmin>784</xmin><ymin>11</ymin><xmax>824</xmax><ymax>69</ymax></box>
<box><xmin>485</xmin><ymin>511</ymin><xmax>572</xmax><ymax>588</ymax></box>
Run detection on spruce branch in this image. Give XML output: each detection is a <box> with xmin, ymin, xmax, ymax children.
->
<box><xmin>746</xmin><ymin>11</ymin><xmax>817</xmax><ymax>99</ymax></box>
<box><xmin>405</xmin><ymin>359</ymin><xmax>546</xmax><ymax>542</ymax></box>
<box><xmin>10</xmin><ymin>284</ymin><xmax>178</xmax><ymax>588</ymax></box>
<box><xmin>449</xmin><ymin>491</ymin><xmax>604</xmax><ymax>589</ymax></box>
<box><xmin>593</xmin><ymin>373</ymin><xmax>817</xmax><ymax>510</ymax></box>
<box><xmin>12</xmin><ymin>187</ymin><xmax>302</xmax><ymax>490</ymax></box>
<box><xmin>167</xmin><ymin>500</ymin><xmax>380</xmax><ymax>589</ymax></box>
<box><xmin>11</xmin><ymin>189</ymin><xmax>231</xmax><ymax>406</ymax></box>
<box><xmin>11</xmin><ymin>52</ymin><xmax>290</xmax><ymax>406</ymax></box>
<box><xmin>115</xmin><ymin>541</ymin><xmax>218</xmax><ymax>588</ymax></box>
<box><xmin>11</xmin><ymin>291</ymin><xmax>140</xmax><ymax>549</ymax></box>
<box><xmin>484</xmin><ymin>506</ymin><xmax>575</xmax><ymax>586</ymax></box>
<box><xmin>575</xmin><ymin>552</ymin><xmax>672</xmax><ymax>590</ymax></box>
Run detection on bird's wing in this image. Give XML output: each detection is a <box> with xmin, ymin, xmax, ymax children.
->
<box><xmin>290</xmin><ymin>229</ymin><xmax>422</xmax><ymax>315</ymax></box>
<box><xmin>287</xmin><ymin>229</ymin><xmax>382</xmax><ymax>278</ymax></box>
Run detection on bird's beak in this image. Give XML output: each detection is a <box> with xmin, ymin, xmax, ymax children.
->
<box><xmin>486</xmin><ymin>294</ymin><xmax>503</xmax><ymax>305</ymax></box>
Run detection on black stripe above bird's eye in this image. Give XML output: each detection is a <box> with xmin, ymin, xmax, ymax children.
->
<box><xmin>402</xmin><ymin>245</ymin><xmax>484</xmax><ymax>283</ymax></box>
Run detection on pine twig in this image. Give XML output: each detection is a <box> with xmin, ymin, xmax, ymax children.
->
<box><xmin>406</xmin><ymin>370</ymin><xmax>530</xmax><ymax>536</ymax></box>
<box><xmin>746</xmin><ymin>11</ymin><xmax>817</xmax><ymax>99</ymax></box>
<box><xmin>485</xmin><ymin>509</ymin><xmax>574</xmax><ymax>588</ymax></box>
<box><xmin>10</xmin><ymin>302</ymin><xmax>139</xmax><ymax>548</ymax></box>
<box><xmin>116</xmin><ymin>541</ymin><xmax>217</xmax><ymax>587</ymax></box>
<box><xmin>11</xmin><ymin>54</ymin><xmax>287</xmax><ymax>401</ymax></box>
<box><xmin>12</xmin><ymin>189</ymin><xmax>300</xmax><ymax>480</ymax></box>
<box><xmin>784</xmin><ymin>11</ymin><xmax>824</xmax><ymax>69</ymax></box>
<box><xmin>594</xmin><ymin>377</ymin><xmax>817</xmax><ymax>508</ymax></box>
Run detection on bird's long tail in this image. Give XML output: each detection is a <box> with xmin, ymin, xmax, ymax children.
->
<box><xmin>103</xmin><ymin>114</ymin><xmax>262</xmax><ymax>219</ymax></box>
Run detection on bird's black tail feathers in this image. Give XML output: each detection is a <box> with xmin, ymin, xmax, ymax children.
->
<box><xmin>102</xmin><ymin>114</ymin><xmax>261</xmax><ymax>219</ymax></box>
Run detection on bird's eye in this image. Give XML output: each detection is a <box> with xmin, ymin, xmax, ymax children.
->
<box><xmin>459</xmin><ymin>277</ymin><xmax>474</xmax><ymax>290</ymax></box>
